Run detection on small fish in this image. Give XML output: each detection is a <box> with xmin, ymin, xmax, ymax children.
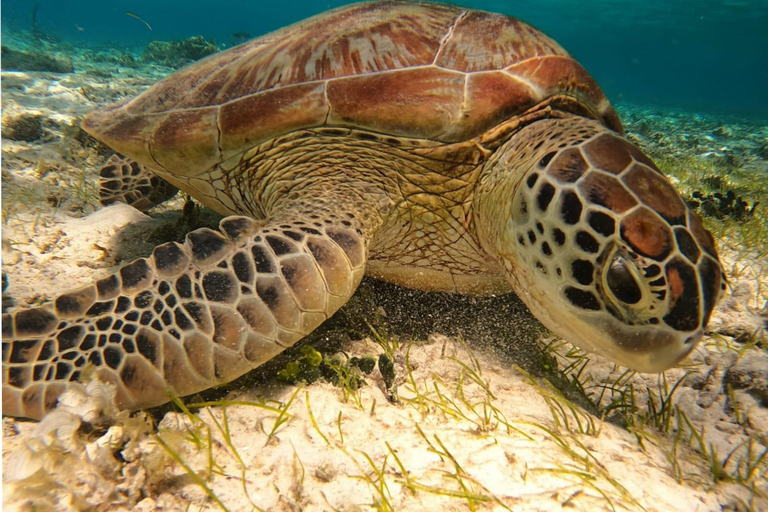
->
<box><xmin>75</xmin><ymin>23</ymin><xmax>84</xmax><ymax>32</ymax></box>
<box><xmin>126</xmin><ymin>11</ymin><xmax>152</xmax><ymax>31</ymax></box>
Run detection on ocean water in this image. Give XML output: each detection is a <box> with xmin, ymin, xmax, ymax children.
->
<box><xmin>1</xmin><ymin>0</ymin><xmax>767</xmax><ymax>120</ymax></box>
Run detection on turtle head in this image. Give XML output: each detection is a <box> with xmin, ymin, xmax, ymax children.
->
<box><xmin>475</xmin><ymin>116</ymin><xmax>726</xmax><ymax>372</ymax></box>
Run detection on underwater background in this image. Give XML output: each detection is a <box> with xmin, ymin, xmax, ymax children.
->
<box><xmin>2</xmin><ymin>1</ymin><xmax>768</xmax><ymax>509</ymax></box>
<box><xmin>1</xmin><ymin>0</ymin><xmax>767</xmax><ymax>120</ymax></box>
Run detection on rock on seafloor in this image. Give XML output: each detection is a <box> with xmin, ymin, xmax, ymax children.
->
<box><xmin>1</xmin><ymin>46</ymin><xmax>74</xmax><ymax>73</ymax></box>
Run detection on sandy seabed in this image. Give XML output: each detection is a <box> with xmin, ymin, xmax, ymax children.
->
<box><xmin>1</xmin><ymin>51</ymin><xmax>767</xmax><ymax>512</ymax></box>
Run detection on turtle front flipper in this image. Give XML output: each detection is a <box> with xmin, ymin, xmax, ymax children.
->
<box><xmin>2</xmin><ymin>215</ymin><xmax>367</xmax><ymax>419</ymax></box>
<box><xmin>99</xmin><ymin>154</ymin><xmax>179</xmax><ymax>212</ymax></box>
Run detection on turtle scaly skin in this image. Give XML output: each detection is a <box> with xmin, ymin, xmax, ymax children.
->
<box><xmin>2</xmin><ymin>2</ymin><xmax>724</xmax><ymax>419</ymax></box>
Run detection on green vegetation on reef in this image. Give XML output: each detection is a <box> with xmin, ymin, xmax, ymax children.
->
<box><xmin>142</xmin><ymin>36</ymin><xmax>219</xmax><ymax>68</ymax></box>
<box><xmin>652</xmin><ymin>153</ymin><xmax>767</xmax><ymax>258</ymax></box>
<box><xmin>689</xmin><ymin>190</ymin><xmax>758</xmax><ymax>222</ymax></box>
<box><xmin>0</xmin><ymin>46</ymin><xmax>74</xmax><ymax>73</ymax></box>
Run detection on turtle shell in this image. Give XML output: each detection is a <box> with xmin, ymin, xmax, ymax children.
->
<box><xmin>82</xmin><ymin>1</ymin><xmax>621</xmax><ymax>177</ymax></box>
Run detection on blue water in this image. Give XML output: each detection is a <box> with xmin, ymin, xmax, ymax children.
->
<box><xmin>2</xmin><ymin>0</ymin><xmax>767</xmax><ymax>120</ymax></box>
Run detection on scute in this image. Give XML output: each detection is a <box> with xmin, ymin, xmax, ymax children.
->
<box><xmin>435</xmin><ymin>10</ymin><xmax>565</xmax><ymax>72</ymax></box>
<box><xmin>81</xmin><ymin>1</ymin><xmax>620</xmax><ymax>179</ymax></box>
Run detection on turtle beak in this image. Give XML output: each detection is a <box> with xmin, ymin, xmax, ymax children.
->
<box><xmin>515</xmin><ymin>265</ymin><xmax>705</xmax><ymax>373</ymax></box>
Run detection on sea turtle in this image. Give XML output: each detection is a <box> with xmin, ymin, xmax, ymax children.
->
<box><xmin>2</xmin><ymin>1</ymin><xmax>725</xmax><ymax>419</ymax></box>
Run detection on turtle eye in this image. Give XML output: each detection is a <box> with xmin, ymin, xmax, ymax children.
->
<box><xmin>598</xmin><ymin>244</ymin><xmax>666</xmax><ymax>324</ymax></box>
<box><xmin>605</xmin><ymin>257</ymin><xmax>641</xmax><ymax>304</ymax></box>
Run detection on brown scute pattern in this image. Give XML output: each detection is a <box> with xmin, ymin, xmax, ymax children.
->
<box><xmin>463</xmin><ymin>72</ymin><xmax>537</xmax><ymax>141</ymax></box>
<box><xmin>213</xmin><ymin>345</ymin><xmax>255</xmax><ymax>381</ymax></box>
<box><xmin>123</xmin><ymin>44</ymin><xmax>257</xmax><ymax>115</ymax></box>
<box><xmin>582</xmin><ymin>134</ymin><xmax>633</xmax><ymax>175</ymax></box>
<box><xmin>149</xmin><ymin>108</ymin><xmax>221</xmax><ymax>176</ymax></box>
<box><xmin>674</xmin><ymin>227</ymin><xmax>701</xmax><ymax>263</ymax></box>
<box><xmin>546</xmin><ymin>147</ymin><xmax>588</xmax><ymax>183</ymax></box>
<box><xmin>621</xmin><ymin>163</ymin><xmax>687</xmax><ymax>225</ymax></box>
<box><xmin>55</xmin><ymin>286</ymin><xmax>97</xmax><ymax>318</ymax></box>
<box><xmin>81</xmin><ymin>2</ymin><xmax>619</xmax><ymax>178</ymax></box>
<box><xmin>9</xmin><ymin>340</ymin><xmax>43</xmax><ymax>364</ymax></box>
<box><xmin>160</xmin><ymin>337</ymin><xmax>206</xmax><ymax>393</ymax></box>
<box><xmin>435</xmin><ymin>11</ymin><xmax>567</xmax><ymax>72</ymax></box>
<box><xmin>210</xmin><ymin>305</ymin><xmax>248</xmax><ymax>350</ymax></box>
<box><xmin>58</xmin><ymin>326</ymin><xmax>84</xmax><ymax>351</ymax></box>
<box><xmin>687</xmin><ymin>210</ymin><xmax>718</xmax><ymax>259</ymax></box>
<box><xmin>92</xmin><ymin>2</ymin><xmax>456</xmax><ymax>114</ymax></box>
<box><xmin>182</xmin><ymin>302</ymin><xmax>213</xmax><ymax>334</ymax></box>
<box><xmin>219</xmin><ymin>83</ymin><xmax>328</xmax><ymax>157</ymax></box>
<box><xmin>256</xmin><ymin>275</ymin><xmax>302</xmax><ymax>333</ymax></box>
<box><xmin>279</xmin><ymin>256</ymin><xmax>328</xmax><ymax>311</ymax></box>
<box><xmin>564</xmin><ymin>286</ymin><xmax>601</xmax><ymax>311</ymax></box>
<box><xmin>96</xmin><ymin>274</ymin><xmax>122</xmax><ymax>300</ymax></box>
<box><xmin>698</xmin><ymin>256</ymin><xmax>723</xmax><ymax>326</ymax></box>
<box><xmin>118</xmin><ymin>355</ymin><xmax>167</xmax><ymax>405</ymax></box>
<box><xmin>242</xmin><ymin>333</ymin><xmax>285</xmax><ymax>365</ymax></box>
<box><xmin>237</xmin><ymin>298</ymin><xmax>278</xmax><ymax>338</ymax></box>
<box><xmin>120</xmin><ymin>259</ymin><xmax>153</xmax><ymax>293</ymax></box>
<box><xmin>326</xmin><ymin>227</ymin><xmax>366</xmax><ymax>268</ymax></box>
<box><xmin>5</xmin><ymin>310</ymin><xmax>55</xmax><ymax>340</ymax></box>
<box><xmin>2</xmin><ymin>215</ymin><xmax>367</xmax><ymax>419</ymax></box>
<box><xmin>663</xmin><ymin>258</ymin><xmax>701</xmax><ymax>332</ymax></box>
<box><xmin>214</xmin><ymin>2</ymin><xmax>458</xmax><ymax>97</ymax></box>
<box><xmin>152</xmin><ymin>242</ymin><xmax>191</xmax><ymax>278</ymax></box>
<box><xmin>187</xmin><ymin>228</ymin><xmax>231</xmax><ymax>265</ymax></box>
<box><xmin>220</xmin><ymin>216</ymin><xmax>260</xmax><ymax>240</ymax></box>
<box><xmin>577</xmin><ymin>172</ymin><xmax>637</xmax><ymax>214</ymax></box>
<box><xmin>306</xmin><ymin>238</ymin><xmax>356</xmax><ymax>298</ymax></box>
<box><xmin>620</xmin><ymin>207</ymin><xmax>673</xmax><ymax>260</ymax></box>
<box><xmin>559</xmin><ymin>191</ymin><xmax>583</xmax><ymax>225</ymax></box>
<box><xmin>326</xmin><ymin>67</ymin><xmax>465</xmax><ymax>140</ymax></box>
<box><xmin>625</xmin><ymin>141</ymin><xmax>661</xmax><ymax>172</ymax></box>
<box><xmin>251</xmin><ymin>244</ymin><xmax>275</xmax><ymax>274</ymax></box>
<box><xmin>17</xmin><ymin>385</ymin><xmax>43</xmax><ymax>420</ymax></box>
<box><xmin>266</xmin><ymin>235</ymin><xmax>296</xmax><ymax>256</ymax></box>
<box><xmin>202</xmin><ymin>271</ymin><xmax>239</xmax><ymax>304</ymax></box>
<box><xmin>81</xmin><ymin>111</ymin><xmax>162</xmax><ymax>172</ymax></box>
<box><xmin>182</xmin><ymin>333</ymin><xmax>214</xmax><ymax>380</ymax></box>
<box><xmin>506</xmin><ymin>57</ymin><xmax>621</xmax><ymax>132</ymax></box>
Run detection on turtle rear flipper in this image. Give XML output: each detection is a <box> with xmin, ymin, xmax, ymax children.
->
<box><xmin>2</xmin><ymin>213</ymin><xmax>368</xmax><ymax>419</ymax></box>
<box><xmin>99</xmin><ymin>154</ymin><xmax>179</xmax><ymax>212</ymax></box>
